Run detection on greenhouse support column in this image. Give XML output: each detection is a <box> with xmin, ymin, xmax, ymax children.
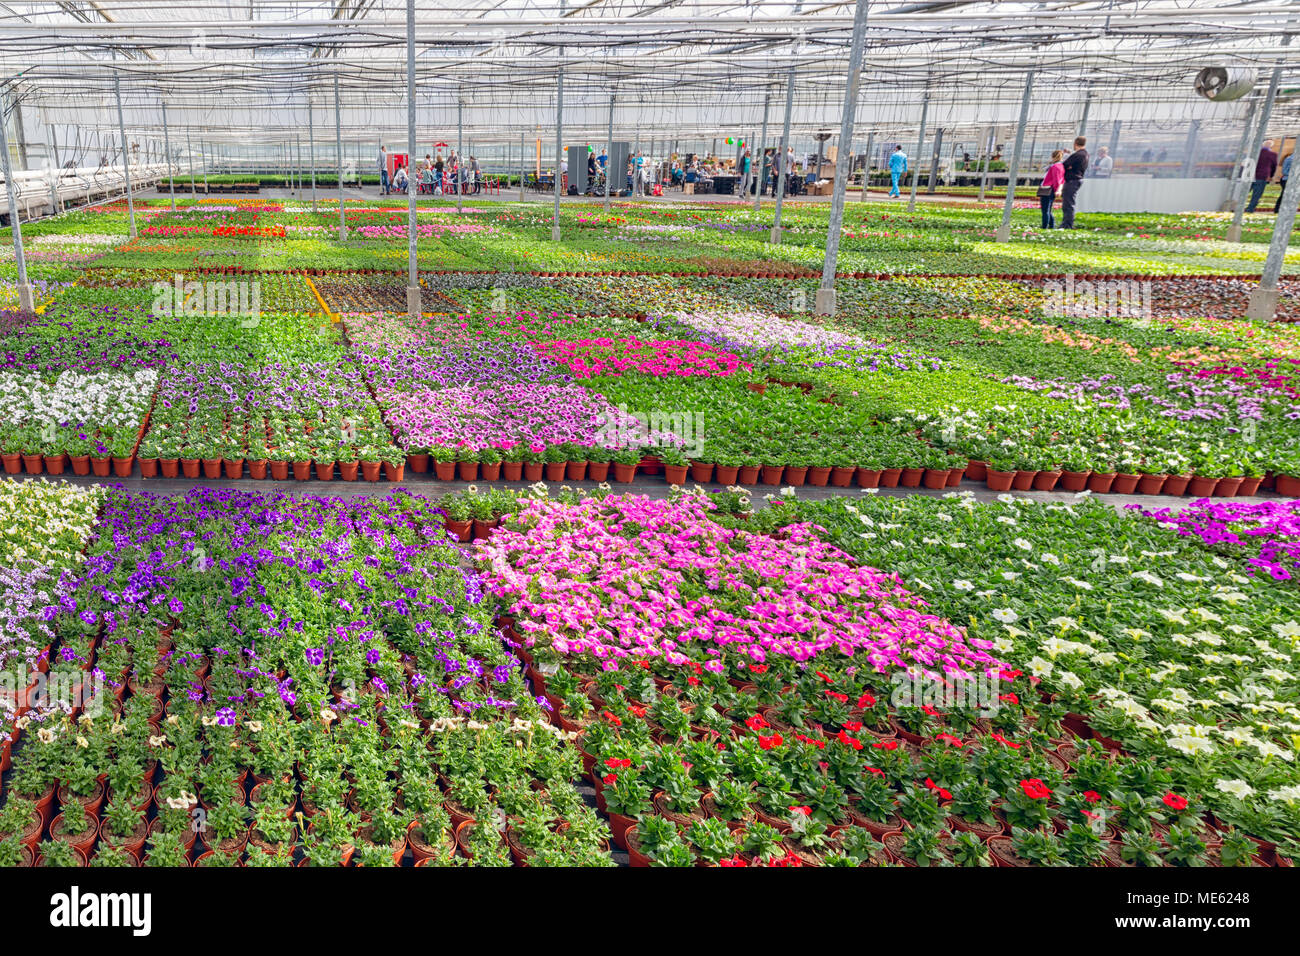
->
<box><xmin>859</xmin><ymin>131</ymin><xmax>873</xmax><ymax>202</ymax></box>
<box><xmin>1108</xmin><ymin>119</ymin><xmax>1122</xmax><ymax>160</ymax></box>
<box><xmin>519</xmin><ymin>130</ymin><xmax>526</xmax><ymax>202</ymax></box>
<box><xmin>604</xmin><ymin>94</ymin><xmax>615</xmax><ymax>214</ymax></box>
<box><xmin>1225</xmin><ymin>101</ymin><xmax>1257</xmax><ymax>212</ymax></box>
<box><xmin>202</xmin><ymin>139</ymin><xmax>209</xmax><ymax>190</ymax></box>
<box><xmin>405</xmin><ymin>0</ymin><xmax>420</xmax><ymax>318</ymax></box>
<box><xmin>308</xmin><ymin>96</ymin><xmax>317</xmax><ymax>213</ymax></box>
<box><xmin>926</xmin><ymin>127</ymin><xmax>943</xmax><ymax>194</ymax></box>
<box><xmin>335</xmin><ymin>74</ymin><xmax>346</xmax><ymax>240</ymax></box>
<box><xmin>816</xmin><ymin>0</ymin><xmax>869</xmax><ymax>317</ymax></box>
<box><xmin>113</xmin><ymin>70</ymin><xmax>137</xmax><ymax>238</ymax></box>
<box><xmin>1246</xmin><ymin>174</ymin><xmax>1300</xmax><ymax>319</ymax></box>
<box><xmin>43</xmin><ymin>109</ymin><xmax>59</xmax><ymax>215</ymax></box>
<box><xmin>906</xmin><ymin>89</ymin><xmax>930</xmax><ymax>212</ymax></box>
<box><xmin>770</xmin><ymin>67</ymin><xmax>796</xmax><ymax>244</ymax></box>
<box><xmin>996</xmin><ymin>72</ymin><xmax>1034</xmax><ymax>243</ymax></box>
<box><xmin>1228</xmin><ymin>36</ymin><xmax>1290</xmax><ymax>242</ymax></box>
<box><xmin>295</xmin><ymin>136</ymin><xmax>301</xmax><ymax>197</ymax></box>
<box><xmin>1181</xmin><ymin>120</ymin><xmax>1201</xmax><ymax>178</ymax></box>
<box><xmin>161</xmin><ymin>100</ymin><xmax>176</xmax><ymax>213</ymax></box>
<box><xmin>1078</xmin><ymin>87</ymin><xmax>1092</xmax><ymax>139</ymax></box>
<box><xmin>755</xmin><ymin>91</ymin><xmax>771</xmax><ymax>212</ymax></box>
<box><xmin>978</xmin><ymin>126</ymin><xmax>993</xmax><ymax>201</ymax></box>
<box><xmin>551</xmin><ymin>75</ymin><xmax>564</xmax><ymax>240</ymax></box>
<box><xmin>0</xmin><ymin>97</ymin><xmax>33</xmax><ymax>310</ymax></box>
<box><xmin>457</xmin><ymin>99</ymin><xmax>463</xmax><ymax>214</ymax></box>
<box><xmin>185</xmin><ymin>129</ymin><xmax>195</xmax><ymax>195</ymax></box>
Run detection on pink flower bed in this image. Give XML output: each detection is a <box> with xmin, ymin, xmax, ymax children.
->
<box><xmin>477</xmin><ymin>495</ymin><xmax>1003</xmax><ymax>678</ymax></box>
<box><xmin>533</xmin><ymin>337</ymin><xmax>751</xmax><ymax>379</ymax></box>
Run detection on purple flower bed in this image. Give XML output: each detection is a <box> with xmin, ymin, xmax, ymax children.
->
<box><xmin>1136</xmin><ymin>497</ymin><xmax>1300</xmax><ymax>581</ymax></box>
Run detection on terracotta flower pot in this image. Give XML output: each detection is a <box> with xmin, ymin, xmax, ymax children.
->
<box><xmin>923</xmin><ymin>468</ymin><xmax>950</xmax><ymax>490</ymax></box>
<box><xmin>337</xmin><ymin>461</ymin><xmax>358</xmax><ymax>481</ymax></box>
<box><xmin>1214</xmin><ymin>476</ymin><xmax>1244</xmax><ymax>498</ymax></box>
<box><xmin>1162</xmin><ymin>474</ymin><xmax>1192</xmax><ymax>496</ymax></box>
<box><xmin>986</xmin><ymin>469</ymin><xmax>1015</xmax><ymax>492</ymax></box>
<box><xmin>1111</xmin><ymin>473</ymin><xmax>1140</xmax><ymax>494</ymax></box>
<box><xmin>1087</xmin><ymin>471</ymin><xmax>1116</xmax><ymax>493</ymax></box>
<box><xmin>407</xmin><ymin>453</ymin><xmax>430</xmax><ymax>473</ymax></box>
<box><xmin>111</xmin><ymin>456</ymin><xmax>133</xmax><ymax>477</ymax></box>
<box><xmin>445</xmin><ymin>520</ymin><xmax>472</xmax><ymax>543</ymax></box>
<box><xmin>613</xmin><ymin>462</ymin><xmax>637</xmax><ymax>483</ymax></box>
<box><xmin>715</xmin><ymin>465</ymin><xmax>740</xmax><ymax>485</ymax></box>
<box><xmin>316</xmin><ymin>461</ymin><xmax>335</xmax><ymax>481</ymax></box>
<box><xmin>434</xmin><ymin>461</ymin><xmax>456</xmax><ymax>481</ymax></box>
<box><xmin>664</xmin><ymin>464</ymin><xmax>689</xmax><ymax>485</ymax></box>
<box><xmin>738</xmin><ymin>465</ymin><xmax>761</xmax><ymax>485</ymax></box>
<box><xmin>158</xmin><ymin>458</ymin><xmax>178</xmax><ymax>478</ymax></box>
<box><xmin>503</xmin><ymin>461</ymin><xmax>523</xmax><ymax>481</ymax></box>
<box><xmin>807</xmin><ymin>466</ymin><xmax>831</xmax><ymax>487</ymax></box>
<box><xmin>639</xmin><ymin>456</ymin><xmax>662</xmax><ymax>475</ymax></box>
<box><xmin>1238</xmin><ymin>475</ymin><xmax>1264</xmax><ymax>497</ymax></box>
<box><xmin>901</xmin><ymin>467</ymin><xmax>925</xmax><ymax>488</ymax></box>
<box><xmin>1188</xmin><ymin>475</ymin><xmax>1218</xmax><ymax>497</ymax></box>
<box><xmin>270</xmin><ymin>460</ymin><xmax>289</xmax><ymax>480</ymax></box>
<box><xmin>182</xmin><ymin>458</ymin><xmax>201</xmax><ymax>478</ymax></box>
<box><xmin>224</xmin><ymin>459</ymin><xmax>244</xmax><ymax>480</ymax></box>
<box><xmin>965</xmin><ymin>460</ymin><xmax>989</xmax><ymax>482</ymax></box>
<box><xmin>783</xmin><ymin>465</ymin><xmax>808</xmax><ymax>486</ymax></box>
<box><xmin>138</xmin><ymin>457</ymin><xmax>158</xmax><ymax>478</ymax></box>
<box><xmin>481</xmin><ymin>462</ymin><xmax>502</xmax><ymax>481</ymax></box>
<box><xmin>460</xmin><ymin>461</ymin><xmax>480</xmax><ymax>481</ymax></box>
<box><xmin>1032</xmin><ymin>470</ymin><xmax>1061</xmax><ymax>492</ymax></box>
<box><xmin>587</xmin><ymin>462</ymin><xmax>610</xmax><ymax>482</ymax></box>
<box><xmin>1136</xmin><ymin>474</ymin><xmax>1167</xmax><ymax>495</ymax></box>
<box><xmin>203</xmin><ymin>459</ymin><xmax>223</xmax><ymax>479</ymax></box>
<box><xmin>690</xmin><ymin>462</ymin><xmax>715</xmax><ymax>483</ymax></box>
<box><xmin>1275</xmin><ymin>474</ymin><xmax>1300</xmax><ymax>497</ymax></box>
<box><xmin>879</xmin><ymin>467</ymin><xmax>902</xmax><ymax>488</ymax></box>
<box><xmin>545</xmin><ymin>462</ymin><xmax>566</xmax><ymax>481</ymax></box>
<box><xmin>383</xmin><ymin>462</ymin><xmax>404</xmax><ymax>482</ymax></box>
<box><xmin>361</xmin><ymin>461</ymin><xmax>382</xmax><ymax>482</ymax></box>
<box><xmin>91</xmin><ymin>457</ymin><xmax>112</xmax><ymax>477</ymax></box>
<box><xmin>1059</xmin><ymin>470</ymin><xmax>1091</xmax><ymax>492</ymax></box>
<box><xmin>946</xmin><ymin>466</ymin><xmax>964</xmax><ymax>487</ymax></box>
<box><xmin>1</xmin><ymin>453</ymin><xmax>19</xmax><ymax>474</ymax></box>
<box><xmin>524</xmin><ymin>463</ymin><xmax>544</xmax><ymax>481</ymax></box>
<box><xmin>247</xmin><ymin>459</ymin><xmax>268</xmax><ymax>480</ymax></box>
<box><xmin>826</xmin><ymin>466</ymin><xmax>853</xmax><ymax>488</ymax></box>
<box><xmin>564</xmin><ymin>460</ymin><xmax>588</xmax><ymax>480</ymax></box>
<box><xmin>292</xmin><ymin>460</ymin><xmax>311</xmax><ymax>481</ymax></box>
<box><xmin>855</xmin><ymin>468</ymin><xmax>881</xmax><ymax>488</ymax></box>
<box><xmin>22</xmin><ymin>453</ymin><xmax>43</xmax><ymax>475</ymax></box>
<box><xmin>1009</xmin><ymin>470</ymin><xmax>1034</xmax><ymax>491</ymax></box>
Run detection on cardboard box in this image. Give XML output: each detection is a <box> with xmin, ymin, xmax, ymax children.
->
<box><xmin>684</xmin><ymin>182</ymin><xmax>695</xmax><ymax>194</ymax></box>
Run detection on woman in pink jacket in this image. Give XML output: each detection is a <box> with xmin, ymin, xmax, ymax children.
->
<box><xmin>1039</xmin><ymin>149</ymin><xmax>1065</xmax><ymax>229</ymax></box>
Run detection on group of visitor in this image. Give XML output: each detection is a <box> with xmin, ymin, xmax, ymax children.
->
<box><xmin>1036</xmin><ymin>137</ymin><xmax>1090</xmax><ymax>229</ymax></box>
<box><xmin>378</xmin><ymin>145</ymin><xmax>483</xmax><ymax>196</ymax></box>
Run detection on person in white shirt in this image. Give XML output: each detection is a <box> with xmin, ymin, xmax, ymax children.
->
<box><xmin>1093</xmin><ymin>146</ymin><xmax>1114</xmax><ymax>178</ymax></box>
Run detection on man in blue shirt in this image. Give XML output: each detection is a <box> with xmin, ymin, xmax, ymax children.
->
<box><xmin>888</xmin><ymin>146</ymin><xmax>907</xmax><ymax>197</ymax></box>
<box><xmin>1275</xmin><ymin>152</ymin><xmax>1293</xmax><ymax>214</ymax></box>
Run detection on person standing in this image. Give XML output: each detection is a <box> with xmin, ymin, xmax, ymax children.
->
<box><xmin>1038</xmin><ymin>149</ymin><xmax>1065</xmax><ymax>229</ymax></box>
<box><xmin>1248</xmin><ymin>140</ymin><xmax>1278</xmax><ymax>212</ymax></box>
<box><xmin>738</xmin><ymin>148</ymin><xmax>753</xmax><ymax>197</ymax></box>
<box><xmin>1059</xmin><ymin>136</ymin><xmax>1089</xmax><ymax>229</ymax></box>
<box><xmin>784</xmin><ymin>147</ymin><xmax>796</xmax><ymax>196</ymax></box>
<box><xmin>888</xmin><ymin>145</ymin><xmax>907</xmax><ymax>197</ymax></box>
<box><xmin>1092</xmin><ymin>146</ymin><xmax>1114</xmax><ymax>178</ymax></box>
<box><xmin>378</xmin><ymin>145</ymin><xmax>389</xmax><ymax>195</ymax></box>
<box><xmin>1275</xmin><ymin>150</ymin><xmax>1293</xmax><ymax>213</ymax></box>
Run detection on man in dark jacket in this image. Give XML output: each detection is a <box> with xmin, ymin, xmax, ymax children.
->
<box><xmin>1246</xmin><ymin>140</ymin><xmax>1277</xmax><ymax>213</ymax></box>
<box><xmin>1060</xmin><ymin>137</ymin><xmax>1089</xmax><ymax>229</ymax></box>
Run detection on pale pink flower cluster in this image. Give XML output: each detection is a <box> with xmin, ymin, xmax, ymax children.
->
<box><xmin>477</xmin><ymin>495</ymin><xmax>1003</xmax><ymax>679</ymax></box>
